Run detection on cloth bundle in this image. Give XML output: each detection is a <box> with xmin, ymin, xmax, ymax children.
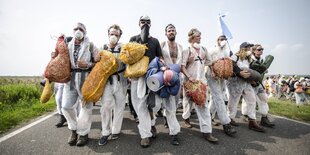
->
<box><xmin>119</xmin><ymin>42</ymin><xmax>148</xmax><ymax>65</ymax></box>
<box><xmin>40</xmin><ymin>78</ymin><xmax>53</xmax><ymax>103</ymax></box>
<box><xmin>82</xmin><ymin>50</ymin><xmax>118</xmax><ymax>103</ymax></box>
<box><xmin>44</xmin><ymin>36</ymin><xmax>71</xmax><ymax>83</ymax></box>
<box><xmin>212</xmin><ymin>58</ymin><xmax>233</xmax><ymax>79</ymax></box>
<box><xmin>184</xmin><ymin>80</ymin><xmax>207</xmax><ymax>106</ymax></box>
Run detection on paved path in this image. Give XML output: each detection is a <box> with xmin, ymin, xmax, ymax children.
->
<box><xmin>0</xmin><ymin>105</ymin><xmax>310</xmax><ymax>155</ymax></box>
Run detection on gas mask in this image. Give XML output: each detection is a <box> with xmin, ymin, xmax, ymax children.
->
<box><xmin>109</xmin><ymin>35</ymin><xmax>118</xmax><ymax>45</ymax></box>
<box><xmin>220</xmin><ymin>40</ymin><xmax>227</xmax><ymax>48</ymax></box>
<box><xmin>140</xmin><ymin>24</ymin><xmax>150</xmax><ymax>43</ymax></box>
<box><xmin>74</xmin><ymin>30</ymin><xmax>84</xmax><ymax>40</ymax></box>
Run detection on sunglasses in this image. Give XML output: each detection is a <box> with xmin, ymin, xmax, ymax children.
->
<box><xmin>257</xmin><ymin>48</ymin><xmax>264</xmax><ymax>51</ymax></box>
<box><xmin>219</xmin><ymin>38</ymin><xmax>227</xmax><ymax>41</ymax></box>
<box><xmin>140</xmin><ymin>20</ymin><xmax>150</xmax><ymax>24</ymax></box>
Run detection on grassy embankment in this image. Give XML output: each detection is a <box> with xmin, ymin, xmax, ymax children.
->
<box><xmin>0</xmin><ymin>77</ymin><xmax>56</xmax><ymax>134</ymax></box>
<box><xmin>268</xmin><ymin>97</ymin><xmax>310</xmax><ymax>123</ymax></box>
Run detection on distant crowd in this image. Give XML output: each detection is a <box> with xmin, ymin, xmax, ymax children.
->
<box><xmin>263</xmin><ymin>75</ymin><xmax>310</xmax><ymax>105</ymax></box>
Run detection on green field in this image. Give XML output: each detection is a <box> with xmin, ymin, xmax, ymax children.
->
<box><xmin>0</xmin><ymin>77</ymin><xmax>56</xmax><ymax>134</ymax></box>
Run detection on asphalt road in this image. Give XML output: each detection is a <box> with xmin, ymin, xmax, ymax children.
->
<box><xmin>0</xmin><ymin>105</ymin><xmax>309</xmax><ymax>155</ymax></box>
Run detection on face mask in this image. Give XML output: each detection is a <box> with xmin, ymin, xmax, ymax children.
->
<box><xmin>75</xmin><ymin>30</ymin><xmax>84</xmax><ymax>40</ymax></box>
<box><xmin>193</xmin><ymin>42</ymin><xmax>200</xmax><ymax>49</ymax></box>
<box><xmin>140</xmin><ymin>24</ymin><xmax>150</xmax><ymax>43</ymax></box>
<box><xmin>109</xmin><ymin>35</ymin><xmax>118</xmax><ymax>45</ymax></box>
<box><xmin>220</xmin><ymin>40</ymin><xmax>227</xmax><ymax>47</ymax></box>
<box><xmin>246</xmin><ymin>50</ymin><xmax>252</xmax><ymax>56</ymax></box>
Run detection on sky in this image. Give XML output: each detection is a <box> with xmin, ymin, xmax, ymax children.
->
<box><xmin>0</xmin><ymin>0</ymin><xmax>309</xmax><ymax>76</ymax></box>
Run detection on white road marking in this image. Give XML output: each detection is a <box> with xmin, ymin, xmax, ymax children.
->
<box><xmin>0</xmin><ymin>112</ymin><xmax>57</xmax><ymax>143</ymax></box>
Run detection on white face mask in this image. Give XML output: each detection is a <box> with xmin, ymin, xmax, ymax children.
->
<box><xmin>109</xmin><ymin>35</ymin><xmax>118</xmax><ymax>45</ymax></box>
<box><xmin>246</xmin><ymin>50</ymin><xmax>252</xmax><ymax>56</ymax></box>
<box><xmin>75</xmin><ymin>30</ymin><xmax>84</xmax><ymax>40</ymax></box>
<box><xmin>193</xmin><ymin>42</ymin><xmax>201</xmax><ymax>49</ymax></box>
<box><xmin>220</xmin><ymin>40</ymin><xmax>227</xmax><ymax>47</ymax></box>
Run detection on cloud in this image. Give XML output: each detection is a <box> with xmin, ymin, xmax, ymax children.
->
<box><xmin>272</xmin><ymin>43</ymin><xmax>304</xmax><ymax>53</ymax></box>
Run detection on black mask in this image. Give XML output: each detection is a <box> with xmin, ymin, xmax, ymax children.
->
<box><xmin>140</xmin><ymin>24</ymin><xmax>150</xmax><ymax>43</ymax></box>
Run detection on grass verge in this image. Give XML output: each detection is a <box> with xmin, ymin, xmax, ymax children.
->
<box><xmin>268</xmin><ymin>97</ymin><xmax>310</xmax><ymax>123</ymax></box>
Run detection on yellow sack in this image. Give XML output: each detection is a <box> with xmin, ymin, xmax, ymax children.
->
<box><xmin>124</xmin><ymin>56</ymin><xmax>149</xmax><ymax>78</ymax></box>
<box><xmin>82</xmin><ymin>50</ymin><xmax>118</xmax><ymax>103</ymax></box>
<box><xmin>40</xmin><ymin>78</ymin><xmax>53</xmax><ymax>103</ymax></box>
<box><xmin>119</xmin><ymin>42</ymin><xmax>148</xmax><ymax>65</ymax></box>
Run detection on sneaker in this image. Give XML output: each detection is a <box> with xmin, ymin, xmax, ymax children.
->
<box><xmin>202</xmin><ymin>133</ymin><xmax>218</xmax><ymax>144</ymax></box>
<box><xmin>68</xmin><ymin>130</ymin><xmax>78</xmax><ymax>146</ymax></box>
<box><xmin>223</xmin><ymin>124</ymin><xmax>237</xmax><ymax>136</ymax></box>
<box><xmin>151</xmin><ymin>126</ymin><xmax>157</xmax><ymax>138</ymax></box>
<box><xmin>171</xmin><ymin>135</ymin><xmax>180</xmax><ymax>146</ymax></box>
<box><xmin>184</xmin><ymin>118</ymin><xmax>192</xmax><ymax>128</ymax></box>
<box><xmin>230</xmin><ymin>119</ymin><xmax>239</xmax><ymax>127</ymax></box>
<box><xmin>140</xmin><ymin>138</ymin><xmax>150</xmax><ymax>148</ymax></box>
<box><xmin>76</xmin><ymin>134</ymin><xmax>89</xmax><ymax>147</ymax></box>
<box><xmin>111</xmin><ymin>134</ymin><xmax>120</xmax><ymax>140</ymax></box>
<box><xmin>98</xmin><ymin>135</ymin><xmax>110</xmax><ymax>146</ymax></box>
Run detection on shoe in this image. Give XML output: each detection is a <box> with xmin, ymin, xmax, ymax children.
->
<box><xmin>230</xmin><ymin>119</ymin><xmax>239</xmax><ymax>127</ymax></box>
<box><xmin>211</xmin><ymin>119</ymin><xmax>220</xmax><ymax>126</ymax></box>
<box><xmin>156</xmin><ymin>110</ymin><xmax>163</xmax><ymax>117</ymax></box>
<box><xmin>223</xmin><ymin>124</ymin><xmax>237</xmax><ymax>136</ymax></box>
<box><xmin>151</xmin><ymin>126</ymin><xmax>157</xmax><ymax>138</ymax></box>
<box><xmin>55</xmin><ymin>115</ymin><xmax>67</xmax><ymax>128</ymax></box>
<box><xmin>111</xmin><ymin>134</ymin><xmax>120</xmax><ymax>140</ymax></box>
<box><xmin>68</xmin><ymin>130</ymin><xmax>78</xmax><ymax>146</ymax></box>
<box><xmin>164</xmin><ymin>117</ymin><xmax>169</xmax><ymax>128</ymax></box>
<box><xmin>184</xmin><ymin>118</ymin><xmax>192</xmax><ymax>128</ymax></box>
<box><xmin>76</xmin><ymin>134</ymin><xmax>89</xmax><ymax>146</ymax></box>
<box><xmin>171</xmin><ymin>135</ymin><xmax>179</xmax><ymax>146</ymax></box>
<box><xmin>242</xmin><ymin>115</ymin><xmax>249</xmax><ymax>122</ymax></box>
<box><xmin>140</xmin><ymin>138</ymin><xmax>150</xmax><ymax>148</ymax></box>
<box><xmin>249</xmin><ymin>120</ymin><xmax>265</xmax><ymax>132</ymax></box>
<box><xmin>98</xmin><ymin>135</ymin><xmax>109</xmax><ymax>146</ymax></box>
<box><xmin>135</xmin><ymin>118</ymin><xmax>139</xmax><ymax>123</ymax></box>
<box><xmin>203</xmin><ymin>133</ymin><xmax>218</xmax><ymax>144</ymax></box>
<box><xmin>260</xmin><ymin>116</ymin><xmax>275</xmax><ymax>128</ymax></box>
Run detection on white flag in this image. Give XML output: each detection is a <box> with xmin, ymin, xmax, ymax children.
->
<box><xmin>218</xmin><ymin>12</ymin><xmax>233</xmax><ymax>39</ymax></box>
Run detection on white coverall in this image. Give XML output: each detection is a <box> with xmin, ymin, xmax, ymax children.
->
<box><xmin>241</xmin><ymin>56</ymin><xmax>269</xmax><ymax>116</ymax></box>
<box><xmin>206</xmin><ymin>44</ymin><xmax>231</xmax><ymax>125</ymax></box>
<box><xmin>182</xmin><ymin>45</ymin><xmax>212</xmax><ymax>134</ymax></box>
<box><xmin>62</xmin><ymin>37</ymin><xmax>98</xmax><ymax>136</ymax></box>
<box><xmin>151</xmin><ymin>41</ymin><xmax>182</xmax><ymax>135</ymax></box>
<box><xmin>55</xmin><ymin>83</ymin><xmax>64</xmax><ymax>115</ymax></box>
<box><xmin>227</xmin><ymin>55</ymin><xmax>257</xmax><ymax>120</ymax></box>
<box><xmin>99</xmin><ymin>43</ymin><xmax>127</xmax><ymax>136</ymax></box>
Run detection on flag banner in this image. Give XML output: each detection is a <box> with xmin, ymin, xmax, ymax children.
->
<box><xmin>218</xmin><ymin>13</ymin><xmax>233</xmax><ymax>39</ymax></box>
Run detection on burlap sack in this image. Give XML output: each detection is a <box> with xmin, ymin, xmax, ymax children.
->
<box><xmin>40</xmin><ymin>78</ymin><xmax>53</xmax><ymax>103</ymax></box>
<box><xmin>183</xmin><ymin>80</ymin><xmax>207</xmax><ymax>106</ymax></box>
<box><xmin>124</xmin><ymin>56</ymin><xmax>149</xmax><ymax>78</ymax></box>
<box><xmin>81</xmin><ymin>50</ymin><xmax>118</xmax><ymax>103</ymax></box>
<box><xmin>119</xmin><ymin>42</ymin><xmax>148</xmax><ymax>65</ymax></box>
<box><xmin>44</xmin><ymin>36</ymin><xmax>71</xmax><ymax>83</ymax></box>
<box><xmin>212</xmin><ymin>58</ymin><xmax>233</xmax><ymax>79</ymax></box>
